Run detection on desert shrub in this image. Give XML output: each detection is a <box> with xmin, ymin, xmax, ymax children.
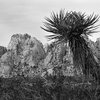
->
<box><xmin>0</xmin><ymin>75</ymin><xmax>38</xmax><ymax>100</ymax></box>
<box><xmin>0</xmin><ymin>74</ymin><xmax>99</xmax><ymax>100</ymax></box>
<box><xmin>0</xmin><ymin>75</ymin><xmax>53</xmax><ymax>100</ymax></box>
<box><xmin>44</xmin><ymin>74</ymin><xmax>98</xmax><ymax>100</ymax></box>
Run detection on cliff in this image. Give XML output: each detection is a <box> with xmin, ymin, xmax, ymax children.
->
<box><xmin>0</xmin><ymin>34</ymin><xmax>45</xmax><ymax>77</ymax></box>
<box><xmin>0</xmin><ymin>33</ymin><xmax>100</xmax><ymax>78</ymax></box>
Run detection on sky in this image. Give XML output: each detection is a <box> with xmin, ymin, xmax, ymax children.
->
<box><xmin>0</xmin><ymin>0</ymin><xmax>100</xmax><ymax>47</ymax></box>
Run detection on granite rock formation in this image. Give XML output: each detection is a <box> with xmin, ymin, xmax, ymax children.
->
<box><xmin>0</xmin><ymin>34</ymin><xmax>46</xmax><ymax>77</ymax></box>
<box><xmin>43</xmin><ymin>42</ymin><xmax>75</xmax><ymax>76</ymax></box>
<box><xmin>0</xmin><ymin>33</ymin><xmax>100</xmax><ymax>78</ymax></box>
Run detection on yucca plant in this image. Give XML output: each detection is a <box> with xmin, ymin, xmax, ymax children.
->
<box><xmin>41</xmin><ymin>10</ymin><xmax>100</xmax><ymax>83</ymax></box>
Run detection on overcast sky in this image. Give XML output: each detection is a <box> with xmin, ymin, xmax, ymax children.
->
<box><xmin>0</xmin><ymin>0</ymin><xmax>100</xmax><ymax>47</ymax></box>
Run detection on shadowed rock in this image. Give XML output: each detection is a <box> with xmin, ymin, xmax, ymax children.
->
<box><xmin>0</xmin><ymin>46</ymin><xmax>7</xmax><ymax>58</ymax></box>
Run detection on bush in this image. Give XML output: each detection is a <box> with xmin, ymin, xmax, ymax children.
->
<box><xmin>0</xmin><ymin>75</ymin><xmax>99</xmax><ymax>100</ymax></box>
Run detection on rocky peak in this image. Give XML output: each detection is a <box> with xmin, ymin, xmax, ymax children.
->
<box><xmin>43</xmin><ymin>42</ymin><xmax>75</xmax><ymax>76</ymax></box>
<box><xmin>0</xmin><ymin>33</ymin><xmax>46</xmax><ymax>78</ymax></box>
<box><xmin>7</xmin><ymin>34</ymin><xmax>31</xmax><ymax>53</ymax></box>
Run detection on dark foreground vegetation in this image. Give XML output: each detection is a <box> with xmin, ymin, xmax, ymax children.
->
<box><xmin>0</xmin><ymin>74</ymin><xmax>100</xmax><ymax>100</ymax></box>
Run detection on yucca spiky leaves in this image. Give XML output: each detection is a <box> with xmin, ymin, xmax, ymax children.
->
<box><xmin>42</xmin><ymin>10</ymin><xmax>99</xmax><ymax>43</ymax></box>
<box><xmin>41</xmin><ymin>10</ymin><xmax>100</xmax><ymax>81</ymax></box>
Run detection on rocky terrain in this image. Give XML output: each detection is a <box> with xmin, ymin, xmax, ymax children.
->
<box><xmin>0</xmin><ymin>33</ymin><xmax>100</xmax><ymax>78</ymax></box>
<box><xmin>0</xmin><ymin>34</ymin><xmax>45</xmax><ymax>77</ymax></box>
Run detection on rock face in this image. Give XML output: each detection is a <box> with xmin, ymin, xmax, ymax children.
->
<box><xmin>0</xmin><ymin>46</ymin><xmax>7</xmax><ymax>58</ymax></box>
<box><xmin>95</xmin><ymin>38</ymin><xmax>100</xmax><ymax>61</ymax></box>
<box><xmin>0</xmin><ymin>34</ymin><xmax>46</xmax><ymax>77</ymax></box>
<box><xmin>0</xmin><ymin>33</ymin><xmax>100</xmax><ymax>78</ymax></box>
<box><xmin>43</xmin><ymin>38</ymin><xmax>100</xmax><ymax>76</ymax></box>
<box><xmin>44</xmin><ymin>43</ymin><xmax>72</xmax><ymax>66</ymax></box>
<box><xmin>43</xmin><ymin>42</ymin><xmax>75</xmax><ymax>76</ymax></box>
<box><xmin>88</xmin><ymin>38</ymin><xmax>100</xmax><ymax>63</ymax></box>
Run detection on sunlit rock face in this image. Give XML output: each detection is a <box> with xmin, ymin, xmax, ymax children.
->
<box><xmin>43</xmin><ymin>42</ymin><xmax>75</xmax><ymax>76</ymax></box>
<box><xmin>44</xmin><ymin>43</ymin><xmax>72</xmax><ymax>67</ymax></box>
<box><xmin>0</xmin><ymin>34</ymin><xmax>46</xmax><ymax>78</ymax></box>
